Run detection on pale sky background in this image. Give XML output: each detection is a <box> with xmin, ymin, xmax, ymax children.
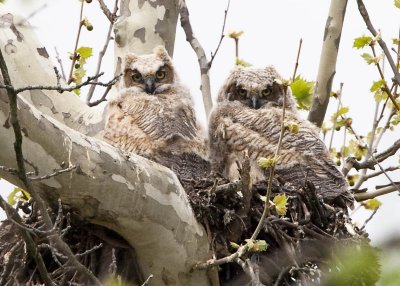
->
<box><xmin>1</xmin><ymin>0</ymin><xmax>399</xmax><ymax>246</ymax></box>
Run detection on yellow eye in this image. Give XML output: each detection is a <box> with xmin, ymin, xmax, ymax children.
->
<box><xmin>156</xmin><ymin>70</ymin><xmax>166</xmax><ymax>80</ymax></box>
<box><xmin>132</xmin><ymin>72</ymin><xmax>142</xmax><ymax>82</ymax></box>
<box><xmin>237</xmin><ymin>88</ymin><xmax>247</xmax><ymax>97</ymax></box>
<box><xmin>262</xmin><ymin>88</ymin><xmax>271</xmax><ymax>96</ymax></box>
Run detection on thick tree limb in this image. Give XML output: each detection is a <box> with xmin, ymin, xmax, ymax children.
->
<box><xmin>308</xmin><ymin>0</ymin><xmax>348</xmax><ymax>127</ymax></box>
<box><xmin>0</xmin><ymin>91</ymin><xmax>211</xmax><ymax>285</ymax></box>
<box><xmin>0</xmin><ymin>4</ymin><xmax>211</xmax><ymax>285</ymax></box>
<box><xmin>0</xmin><ymin>44</ymin><xmax>102</xmax><ymax>285</ymax></box>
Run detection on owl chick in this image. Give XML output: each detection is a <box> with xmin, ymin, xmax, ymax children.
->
<box><xmin>103</xmin><ymin>46</ymin><xmax>209</xmax><ymax>180</ymax></box>
<box><xmin>209</xmin><ymin>66</ymin><xmax>353</xmax><ymax>207</ymax></box>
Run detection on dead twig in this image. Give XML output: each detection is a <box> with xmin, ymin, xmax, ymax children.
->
<box><xmin>68</xmin><ymin>0</ymin><xmax>85</xmax><ymax>84</ymax></box>
<box><xmin>54</xmin><ymin>47</ymin><xmax>66</xmax><ymax>81</ymax></box>
<box><xmin>0</xmin><ymin>72</ymin><xmax>121</xmax><ymax>94</ymax></box>
<box><xmin>0</xmin><ymin>196</ymin><xmax>53</xmax><ymax>286</ymax></box>
<box><xmin>86</xmin><ymin>0</ymin><xmax>119</xmax><ymax>107</ymax></box>
<box><xmin>291</xmin><ymin>38</ymin><xmax>303</xmax><ymax>82</ymax></box>
<box><xmin>29</xmin><ymin>165</ymin><xmax>76</xmax><ymax>181</ymax></box>
<box><xmin>179</xmin><ymin>0</ymin><xmax>231</xmax><ymax>118</ymax></box>
<box><xmin>209</xmin><ymin>0</ymin><xmax>230</xmax><ymax>67</ymax></box>
<box><xmin>97</xmin><ymin>0</ymin><xmax>115</xmax><ymax>23</ymax></box>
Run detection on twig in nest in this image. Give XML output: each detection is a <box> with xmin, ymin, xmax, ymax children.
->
<box><xmin>0</xmin><ymin>196</ymin><xmax>53</xmax><ymax>286</ymax></box>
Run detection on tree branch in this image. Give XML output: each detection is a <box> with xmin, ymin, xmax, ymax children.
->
<box><xmin>86</xmin><ymin>0</ymin><xmax>119</xmax><ymax>106</ymax></box>
<box><xmin>96</xmin><ymin>0</ymin><xmax>116</xmax><ymax>23</ymax></box>
<box><xmin>307</xmin><ymin>0</ymin><xmax>348</xmax><ymax>127</ymax></box>
<box><xmin>354</xmin><ymin>184</ymin><xmax>400</xmax><ymax>201</ymax></box>
<box><xmin>0</xmin><ymin>196</ymin><xmax>53</xmax><ymax>286</ymax></box>
<box><xmin>0</xmin><ymin>46</ymin><xmax>102</xmax><ymax>286</ymax></box>
<box><xmin>209</xmin><ymin>0</ymin><xmax>230</xmax><ymax>67</ymax></box>
<box><xmin>342</xmin><ymin>139</ymin><xmax>400</xmax><ymax>175</ymax></box>
<box><xmin>356</xmin><ymin>0</ymin><xmax>400</xmax><ymax>87</ymax></box>
<box><xmin>179</xmin><ymin>0</ymin><xmax>213</xmax><ymax>118</ymax></box>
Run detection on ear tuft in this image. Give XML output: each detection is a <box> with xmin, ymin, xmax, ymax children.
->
<box><xmin>153</xmin><ymin>45</ymin><xmax>171</xmax><ymax>62</ymax></box>
<box><xmin>124</xmin><ymin>53</ymin><xmax>138</xmax><ymax>69</ymax></box>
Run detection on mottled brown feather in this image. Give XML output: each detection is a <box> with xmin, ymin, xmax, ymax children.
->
<box><xmin>209</xmin><ymin>66</ymin><xmax>353</xmax><ymax>207</ymax></box>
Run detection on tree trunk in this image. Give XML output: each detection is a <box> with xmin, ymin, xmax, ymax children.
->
<box><xmin>0</xmin><ymin>2</ymin><xmax>212</xmax><ymax>285</ymax></box>
<box><xmin>307</xmin><ymin>0</ymin><xmax>348</xmax><ymax>127</ymax></box>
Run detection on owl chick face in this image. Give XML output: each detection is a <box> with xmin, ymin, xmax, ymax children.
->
<box><xmin>218</xmin><ymin>66</ymin><xmax>296</xmax><ymax>111</ymax></box>
<box><xmin>123</xmin><ymin>46</ymin><xmax>175</xmax><ymax>94</ymax></box>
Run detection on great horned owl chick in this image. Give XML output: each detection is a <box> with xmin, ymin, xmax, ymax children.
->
<box><xmin>103</xmin><ymin>46</ymin><xmax>209</xmax><ymax>179</ymax></box>
<box><xmin>209</xmin><ymin>66</ymin><xmax>353</xmax><ymax>207</ymax></box>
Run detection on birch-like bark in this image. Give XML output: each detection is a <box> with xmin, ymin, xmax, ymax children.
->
<box><xmin>307</xmin><ymin>0</ymin><xmax>348</xmax><ymax>127</ymax></box>
<box><xmin>114</xmin><ymin>0</ymin><xmax>179</xmax><ymax>75</ymax></box>
<box><xmin>0</xmin><ymin>3</ymin><xmax>212</xmax><ymax>285</ymax></box>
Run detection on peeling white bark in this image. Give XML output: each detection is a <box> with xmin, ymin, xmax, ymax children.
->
<box><xmin>0</xmin><ymin>3</ymin><xmax>211</xmax><ymax>285</ymax></box>
<box><xmin>115</xmin><ymin>0</ymin><xmax>179</xmax><ymax>74</ymax></box>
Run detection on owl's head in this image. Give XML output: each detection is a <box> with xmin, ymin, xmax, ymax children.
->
<box><xmin>122</xmin><ymin>46</ymin><xmax>176</xmax><ymax>94</ymax></box>
<box><xmin>217</xmin><ymin>66</ymin><xmax>297</xmax><ymax>112</ymax></box>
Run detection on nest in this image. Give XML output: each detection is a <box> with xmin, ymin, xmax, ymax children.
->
<box><xmin>0</xmin><ymin>173</ymin><xmax>379</xmax><ymax>286</ymax></box>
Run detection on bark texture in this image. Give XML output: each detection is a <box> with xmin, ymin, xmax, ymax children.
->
<box><xmin>0</xmin><ymin>3</ymin><xmax>212</xmax><ymax>285</ymax></box>
<box><xmin>115</xmin><ymin>0</ymin><xmax>179</xmax><ymax>75</ymax></box>
<box><xmin>307</xmin><ymin>0</ymin><xmax>348</xmax><ymax>127</ymax></box>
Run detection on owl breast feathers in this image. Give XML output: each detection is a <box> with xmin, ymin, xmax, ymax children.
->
<box><xmin>103</xmin><ymin>46</ymin><xmax>209</xmax><ymax>180</ymax></box>
<box><xmin>209</xmin><ymin>66</ymin><xmax>353</xmax><ymax>207</ymax></box>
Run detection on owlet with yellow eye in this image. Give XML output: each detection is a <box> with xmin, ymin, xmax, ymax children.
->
<box><xmin>209</xmin><ymin>66</ymin><xmax>353</xmax><ymax>208</ymax></box>
<box><xmin>103</xmin><ymin>46</ymin><xmax>209</xmax><ymax>180</ymax></box>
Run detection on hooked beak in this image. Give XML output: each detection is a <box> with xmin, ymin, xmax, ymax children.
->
<box><xmin>250</xmin><ymin>94</ymin><xmax>261</xmax><ymax>109</ymax></box>
<box><xmin>144</xmin><ymin>77</ymin><xmax>156</xmax><ymax>94</ymax></box>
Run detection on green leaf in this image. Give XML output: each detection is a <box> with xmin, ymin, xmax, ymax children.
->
<box><xmin>286</xmin><ymin>121</ymin><xmax>299</xmax><ymax>134</ymax></box>
<box><xmin>258</xmin><ymin>156</ymin><xmax>280</xmax><ymax>169</ymax></box>
<box><xmin>393</xmin><ymin>38</ymin><xmax>399</xmax><ymax>46</ymax></box>
<box><xmin>353</xmin><ymin>35</ymin><xmax>373</xmax><ymax>49</ymax></box>
<box><xmin>395</xmin><ymin>0</ymin><xmax>400</xmax><ymax>8</ymax></box>
<box><xmin>7</xmin><ymin>187</ymin><xmax>30</xmax><ymax>206</ymax></box>
<box><xmin>290</xmin><ymin>76</ymin><xmax>314</xmax><ymax>110</ymax></box>
<box><xmin>361</xmin><ymin>53</ymin><xmax>374</xmax><ymax>65</ymax></box>
<box><xmin>230</xmin><ymin>242</ymin><xmax>240</xmax><ymax>249</ymax></box>
<box><xmin>76</xmin><ymin>46</ymin><xmax>93</xmax><ymax>61</ymax></box>
<box><xmin>235</xmin><ymin>58</ymin><xmax>251</xmax><ymax>67</ymax></box>
<box><xmin>273</xmin><ymin>194</ymin><xmax>288</xmax><ymax>216</ymax></box>
<box><xmin>370</xmin><ymin>80</ymin><xmax>386</xmax><ymax>92</ymax></box>
<box><xmin>7</xmin><ymin>188</ymin><xmax>18</xmax><ymax>205</ymax></box>
<box><xmin>330</xmin><ymin>106</ymin><xmax>349</xmax><ymax>122</ymax></box>
<box><xmin>363</xmin><ymin>199</ymin><xmax>382</xmax><ymax>210</ymax></box>
<box><xmin>245</xmin><ymin>239</ymin><xmax>268</xmax><ymax>252</ymax></box>
<box><xmin>228</xmin><ymin>30</ymin><xmax>244</xmax><ymax>39</ymax></box>
<box><xmin>348</xmin><ymin>139</ymin><xmax>367</xmax><ymax>160</ymax></box>
<box><xmin>374</xmin><ymin>89</ymin><xmax>388</xmax><ymax>102</ymax></box>
<box><xmin>391</xmin><ymin>114</ymin><xmax>400</xmax><ymax>125</ymax></box>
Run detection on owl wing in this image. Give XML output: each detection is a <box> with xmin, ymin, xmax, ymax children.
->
<box><xmin>210</xmin><ymin>103</ymin><xmax>353</xmax><ymax>207</ymax></box>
